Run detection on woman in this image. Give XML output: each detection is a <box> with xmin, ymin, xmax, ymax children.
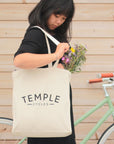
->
<box><xmin>14</xmin><ymin>0</ymin><xmax>76</xmax><ymax>143</ymax></box>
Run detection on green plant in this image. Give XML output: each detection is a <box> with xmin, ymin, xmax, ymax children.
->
<box><xmin>61</xmin><ymin>43</ymin><xmax>87</xmax><ymax>73</ymax></box>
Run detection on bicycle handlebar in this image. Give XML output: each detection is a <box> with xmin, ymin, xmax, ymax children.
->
<box><xmin>88</xmin><ymin>78</ymin><xmax>102</xmax><ymax>83</ymax></box>
<box><xmin>98</xmin><ymin>73</ymin><xmax>114</xmax><ymax>78</ymax></box>
<box><xmin>88</xmin><ymin>78</ymin><xmax>114</xmax><ymax>83</ymax></box>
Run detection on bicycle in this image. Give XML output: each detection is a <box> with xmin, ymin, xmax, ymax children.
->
<box><xmin>0</xmin><ymin>117</ymin><xmax>26</xmax><ymax>143</ymax></box>
<box><xmin>74</xmin><ymin>73</ymin><xmax>114</xmax><ymax>144</ymax></box>
<box><xmin>0</xmin><ymin>73</ymin><xmax>114</xmax><ymax>144</ymax></box>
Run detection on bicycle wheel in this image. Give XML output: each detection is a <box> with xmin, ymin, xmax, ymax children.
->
<box><xmin>0</xmin><ymin>117</ymin><xmax>27</xmax><ymax>144</ymax></box>
<box><xmin>98</xmin><ymin>123</ymin><xmax>114</xmax><ymax>144</ymax></box>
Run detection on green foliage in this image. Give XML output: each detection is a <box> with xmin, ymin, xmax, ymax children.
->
<box><xmin>61</xmin><ymin>43</ymin><xmax>87</xmax><ymax>73</ymax></box>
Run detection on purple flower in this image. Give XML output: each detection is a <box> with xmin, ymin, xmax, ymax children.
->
<box><xmin>66</xmin><ymin>58</ymin><xmax>70</xmax><ymax>63</ymax></box>
<box><xmin>73</xmin><ymin>53</ymin><xmax>77</xmax><ymax>57</ymax></box>
<box><xmin>62</xmin><ymin>57</ymin><xmax>65</xmax><ymax>61</ymax></box>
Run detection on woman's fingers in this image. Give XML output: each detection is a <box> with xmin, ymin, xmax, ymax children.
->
<box><xmin>57</xmin><ymin>63</ymin><xmax>64</xmax><ymax>69</ymax></box>
<box><xmin>55</xmin><ymin>43</ymin><xmax>70</xmax><ymax>59</ymax></box>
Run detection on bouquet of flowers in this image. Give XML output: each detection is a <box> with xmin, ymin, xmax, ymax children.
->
<box><xmin>61</xmin><ymin>43</ymin><xmax>87</xmax><ymax>73</ymax></box>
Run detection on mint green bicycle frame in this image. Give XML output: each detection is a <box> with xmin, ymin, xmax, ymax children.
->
<box><xmin>19</xmin><ymin>84</ymin><xmax>114</xmax><ymax>144</ymax></box>
<box><xmin>74</xmin><ymin>83</ymin><xmax>114</xmax><ymax>144</ymax></box>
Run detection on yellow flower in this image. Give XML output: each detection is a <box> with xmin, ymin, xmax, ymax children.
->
<box><xmin>71</xmin><ymin>47</ymin><xmax>75</xmax><ymax>53</ymax></box>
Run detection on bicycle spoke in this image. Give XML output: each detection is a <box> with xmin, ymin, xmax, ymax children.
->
<box><xmin>98</xmin><ymin>124</ymin><xmax>114</xmax><ymax>144</ymax></box>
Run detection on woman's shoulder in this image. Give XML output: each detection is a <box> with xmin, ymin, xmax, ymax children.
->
<box><xmin>27</xmin><ymin>26</ymin><xmax>44</xmax><ymax>34</ymax></box>
<box><xmin>24</xmin><ymin>26</ymin><xmax>45</xmax><ymax>42</ymax></box>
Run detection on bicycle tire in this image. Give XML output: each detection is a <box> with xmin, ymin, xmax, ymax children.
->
<box><xmin>98</xmin><ymin>123</ymin><xmax>114</xmax><ymax>144</ymax></box>
<box><xmin>0</xmin><ymin>117</ymin><xmax>27</xmax><ymax>144</ymax></box>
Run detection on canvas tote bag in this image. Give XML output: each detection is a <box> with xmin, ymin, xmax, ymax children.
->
<box><xmin>12</xmin><ymin>26</ymin><xmax>72</xmax><ymax>137</ymax></box>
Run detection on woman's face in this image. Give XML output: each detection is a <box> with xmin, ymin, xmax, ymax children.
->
<box><xmin>47</xmin><ymin>14</ymin><xmax>67</xmax><ymax>30</ymax></box>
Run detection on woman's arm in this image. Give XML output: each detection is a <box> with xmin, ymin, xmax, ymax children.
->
<box><xmin>14</xmin><ymin>53</ymin><xmax>57</xmax><ymax>69</ymax></box>
<box><xmin>14</xmin><ymin>43</ymin><xmax>69</xmax><ymax>69</ymax></box>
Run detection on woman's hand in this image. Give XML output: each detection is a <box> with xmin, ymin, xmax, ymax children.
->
<box><xmin>54</xmin><ymin>43</ymin><xmax>70</xmax><ymax>60</ymax></box>
<box><xmin>57</xmin><ymin>63</ymin><xmax>64</xmax><ymax>69</ymax></box>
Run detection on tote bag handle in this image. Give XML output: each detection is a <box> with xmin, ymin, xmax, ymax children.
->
<box><xmin>32</xmin><ymin>26</ymin><xmax>61</xmax><ymax>68</ymax></box>
<box><xmin>33</xmin><ymin>26</ymin><xmax>60</xmax><ymax>45</ymax></box>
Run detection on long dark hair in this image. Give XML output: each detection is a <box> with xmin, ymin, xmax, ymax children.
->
<box><xmin>28</xmin><ymin>0</ymin><xmax>75</xmax><ymax>42</ymax></box>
